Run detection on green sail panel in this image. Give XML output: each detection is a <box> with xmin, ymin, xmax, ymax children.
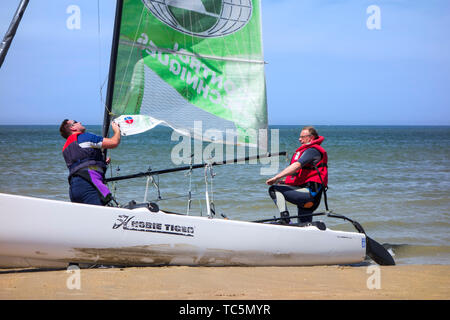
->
<box><xmin>111</xmin><ymin>0</ymin><xmax>267</xmax><ymax>146</ymax></box>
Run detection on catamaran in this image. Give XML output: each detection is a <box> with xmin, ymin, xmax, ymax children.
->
<box><xmin>0</xmin><ymin>0</ymin><xmax>394</xmax><ymax>268</ymax></box>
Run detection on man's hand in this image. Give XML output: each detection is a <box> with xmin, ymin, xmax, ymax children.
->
<box><xmin>266</xmin><ymin>177</ymin><xmax>279</xmax><ymax>185</ymax></box>
<box><xmin>102</xmin><ymin>122</ymin><xmax>121</xmax><ymax>149</ymax></box>
<box><xmin>105</xmin><ymin>157</ymin><xmax>111</xmax><ymax>165</ymax></box>
<box><xmin>265</xmin><ymin>162</ymin><xmax>301</xmax><ymax>185</ymax></box>
<box><xmin>111</xmin><ymin>121</ymin><xmax>120</xmax><ymax>133</ymax></box>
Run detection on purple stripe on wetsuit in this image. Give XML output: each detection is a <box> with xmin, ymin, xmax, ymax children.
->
<box><xmin>88</xmin><ymin>169</ymin><xmax>111</xmax><ymax>198</ymax></box>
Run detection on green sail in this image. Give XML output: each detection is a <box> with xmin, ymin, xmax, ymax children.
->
<box><xmin>111</xmin><ymin>0</ymin><xmax>267</xmax><ymax>146</ymax></box>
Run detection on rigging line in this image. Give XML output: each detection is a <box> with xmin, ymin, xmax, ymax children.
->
<box><xmin>208</xmin><ymin>163</ymin><xmax>216</xmax><ymax>216</ymax></box>
<box><xmin>97</xmin><ymin>0</ymin><xmax>103</xmax><ymax>111</ymax></box>
<box><xmin>209</xmin><ymin>162</ymin><xmax>215</xmax><ymax>208</ymax></box>
<box><xmin>99</xmin><ymin>74</ymin><xmax>109</xmax><ymax>112</ymax></box>
<box><xmin>143</xmin><ymin>176</ymin><xmax>150</xmax><ymax>203</ymax></box>
<box><xmin>203</xmin><ymin>162</ymin><xmax>216</xmax><ymax>218</ymax></box>
<box><xmin>95</xmin><ymin>5</ymin><xmax>112</xmax><ymax>118</ymax></box>
<box><xmin>97</xmin><ymin>27</ymin><xmax>117</xmax><ymax>119</ymax></box>
<box><xmin>148</xmin><ymin>193</ymin><xmax>200</xmax><ymax>203</ymax></box>
<box><xmin>97</xmin><ymin>0</ymin><xmax>115</xmax><ymax>179</ymax></box>
<box><xmin>204</xmin><ymin>164</ymin><xmax>211</xmax><ymax>217</ymax></box>
<box><xmin>156</xmin><ymin>174</ymin><xmax>161</xmax><ymax>200</ymax></box>
<box><xmin>198</xmin><ymin>197</ymin><xmax>203</xmax><ymax>217</ymax></box>
<box><xmin>186</xmin><ymin>154</ymin><xmax>194</xmax><ymax>215</ymax></box>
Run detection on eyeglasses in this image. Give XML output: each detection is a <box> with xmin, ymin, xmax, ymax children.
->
<box><xmin>299</xmin><ymin>134</ymin><xmax>312</xmax><ymax>139</ymax></box>
<box><xmin>70</xmin><ymin>120</ymin><xmax>78</xmax><ymax>127</ymax></box>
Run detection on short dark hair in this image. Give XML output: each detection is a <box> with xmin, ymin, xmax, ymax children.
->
<box><xmin>59</xmin><ymin>119</ymin><xmax>71</xmax><ymax>139</ymax></box>
<box><xmin>302</xmin><ymin>126</ymin><xmax>319</xmax><ymax>139</ymax></box>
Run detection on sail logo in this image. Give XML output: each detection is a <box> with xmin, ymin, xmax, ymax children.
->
<box><xmin>142</xmin><ymin>0</ymin><xmax>252</xmax><ymax>38</ymax></box>
<box><xmin>124</xmin><ymin>116</ymin><xmax>134</xmax><ymax>124</ymax></box>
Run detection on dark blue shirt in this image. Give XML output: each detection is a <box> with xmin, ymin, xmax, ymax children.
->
<box><xmin>297</xmin><ymin>148</ymin><xmax>322</xmax><ymax>167</ymax></box>
<box><xmin>77</xmin><ymin>132</ymin><xmax>103</xmax><ymax>149</ymax></box>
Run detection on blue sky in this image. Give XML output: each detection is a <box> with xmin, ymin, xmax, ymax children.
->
<box><xmin>0</xmin><ymin>0</ymin><xmax>449</xmax><ymax>125</ymax></box>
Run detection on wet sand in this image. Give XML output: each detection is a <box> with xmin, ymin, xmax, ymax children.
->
<box><xmin>0</xmin><ymin>265</ymin><xmax>448</xmax><ymax>300</ymax></box>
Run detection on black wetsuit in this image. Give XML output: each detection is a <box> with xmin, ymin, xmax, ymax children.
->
<box><xmin>268</xmin><ymin>148</ymin><xmax>323</xmax><ymax>223</ymax></box>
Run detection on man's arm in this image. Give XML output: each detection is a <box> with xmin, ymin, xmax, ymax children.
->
<box><xmin>265</xmin><ymin>162</ymin><xmax>301</xmax><ymax>185</ymax></box>
<box><xmin>102</xmin><ymin>122</ymin><xmax>121</xmax><ymax>149</ymax></box>
<box><xmin>265</xmin><ymin>148</ymin><xmax>322</xmax><ymax>185</ymax></box>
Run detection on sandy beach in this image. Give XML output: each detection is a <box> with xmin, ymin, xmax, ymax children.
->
<box><xmin>0</xmin><ymin>265</ymin><xmax>448</xmax><ymax>300</ymax></box>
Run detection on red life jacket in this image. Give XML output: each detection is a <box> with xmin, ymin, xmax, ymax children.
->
<box><xmin>284</xmin><ymin>136</ymin><xmax>328</xmax><ymax>187</ymax></box>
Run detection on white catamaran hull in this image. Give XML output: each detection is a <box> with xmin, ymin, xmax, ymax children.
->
<box><xmin>0</xmin><ymin>193</ymin><xmax>366</xmax><ymax>268</ymax></box>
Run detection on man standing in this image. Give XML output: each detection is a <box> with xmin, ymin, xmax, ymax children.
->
<box><xmin>266</xmin><ymin>126</ymin><xmax>328</xmax><ymax>224</ymax></box>
<box><xmin>59</xmin><ymin>119</ymin><xmax>121</xmax><ymax>206</ymax></box>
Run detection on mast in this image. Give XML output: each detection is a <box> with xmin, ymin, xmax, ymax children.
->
<box><xmin>102</xmin><ymin>0</ymin><xmax>124</xmax><ymax>143</ymax></box>
<box><xmin>0</xmin><ymin>0</ymin><xmax>30</xmax><ymax>69</ymax></box>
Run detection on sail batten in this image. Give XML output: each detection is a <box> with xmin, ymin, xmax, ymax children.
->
<box><xmin>110</xmin><ymin>0</ymin><xmax>268</xmax><ymax>147</ymax></box>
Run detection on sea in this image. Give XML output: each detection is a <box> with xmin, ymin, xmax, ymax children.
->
<box><xmin>0</xmin><ymin>125</ymin><xmax>449</xmax><ymax>265</ymax></box>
